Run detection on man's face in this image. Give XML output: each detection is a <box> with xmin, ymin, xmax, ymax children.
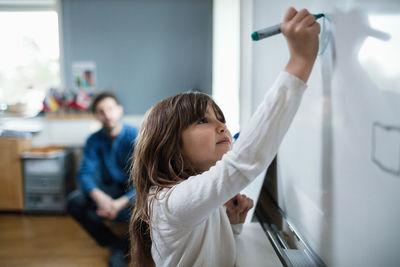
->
<box><xmin>94</xmin><ymin>97</ymin><xmax>123</xmax><ymax>130</ymax></box>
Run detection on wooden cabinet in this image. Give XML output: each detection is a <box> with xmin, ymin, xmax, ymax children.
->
<box><xmin>0</xmin><ymin>138</ymin><xmax>32</xmax><ymax>211</ymax></box>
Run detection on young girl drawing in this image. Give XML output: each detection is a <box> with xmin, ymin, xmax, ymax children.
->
<box><xmin>130</xmin><ymin>7</ymin><xmax>320</xmax><ymax>267</ymax></box>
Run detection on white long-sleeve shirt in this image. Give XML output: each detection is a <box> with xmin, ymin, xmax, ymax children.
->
<box><xmin>150</xmin><ymin>72</ymin><xmax>307</xmax><ymax>267</ymax></box>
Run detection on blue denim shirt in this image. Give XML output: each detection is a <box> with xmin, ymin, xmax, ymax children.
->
<box><xmin>78</xmin><ymin>124</ymin><xmax>139</xmax><ymax>201</ymax></box>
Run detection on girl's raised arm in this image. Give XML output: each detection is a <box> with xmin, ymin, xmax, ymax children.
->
<box><xmin>282</xmin><ymin>7</ymin><xmax>320</xmax><ymax>82</ymax></box>
<box><xmin>163</xmin><ymin>7</ymin><xmax>319</xmax><ymax>228</ymax></box>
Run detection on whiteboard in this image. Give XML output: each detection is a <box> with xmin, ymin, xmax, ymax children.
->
<box><xmin>248</xmin><ymin>0</ymin><xmax>400</xmax><ymax>266</ymax></box>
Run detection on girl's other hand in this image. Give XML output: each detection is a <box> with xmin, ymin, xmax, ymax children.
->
<box><xmin>224</xmin><ymin>194</ymin><xmax>254</xmax><ymax>224</ymax></box>
<box><xmin>281</xmin><ymin>7</ymin><xmax>320</xmax><ymax>82</ymax></box>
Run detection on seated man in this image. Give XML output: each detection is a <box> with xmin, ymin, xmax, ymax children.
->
<box><xmin>67</xmin><ymin>92</ymin><xmax>138</xmax><ymax>267</ymax></box>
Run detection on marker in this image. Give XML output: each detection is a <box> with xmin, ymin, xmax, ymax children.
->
<box><xmin>251</xmin><ymin>13</ymin><xmax>324</xmax><ymax>41</ymax></box>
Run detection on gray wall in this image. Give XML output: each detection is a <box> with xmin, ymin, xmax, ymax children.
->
<box><xmin>62</xmin><ymin>0</ymin><xmax>212</xmax><ymax>114</ymax></box>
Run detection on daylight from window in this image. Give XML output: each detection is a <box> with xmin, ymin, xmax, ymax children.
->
<box><xmin>0</xmin><ymin>11</ymin><xmax>60</xmax><ymax>106</ymax></box>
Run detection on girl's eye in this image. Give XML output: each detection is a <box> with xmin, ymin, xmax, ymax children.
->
<box><xmin>198</xmin><ymin>118</ymin><xmax>208</xmax><ymax>124</ymax></box>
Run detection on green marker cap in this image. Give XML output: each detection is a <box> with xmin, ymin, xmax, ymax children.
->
<box><xmin>314</xmin><ymin>13</ymin><xmax>325</xmax><ymax>19</ymax></box>
<box><xmin>251</xmin><ymin>32</ymin><xmax>259</xmax><ymax>41</ymax></box>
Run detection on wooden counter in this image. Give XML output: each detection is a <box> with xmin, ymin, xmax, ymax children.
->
<box><xmin>0</xmin><ymin>138</ymin><xmax>32</xmax><ymax>211</ymax></box>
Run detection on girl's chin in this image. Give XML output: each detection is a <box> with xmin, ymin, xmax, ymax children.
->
<box><xmin>220</xmin><ymin>146</ymin><xmax>231</xmax><ymax>155</ymax></box>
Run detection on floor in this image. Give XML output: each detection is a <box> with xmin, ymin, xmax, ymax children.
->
<box><xmin>0</xmin><ymin>213</ymin><xmax>116</xmax><ymax>266</ymax></box>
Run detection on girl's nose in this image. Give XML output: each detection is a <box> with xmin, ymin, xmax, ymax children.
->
<box><xmin>217</xmin><ymin>122</ymin><xmax>226</xmax><ymax>133</ymax></box>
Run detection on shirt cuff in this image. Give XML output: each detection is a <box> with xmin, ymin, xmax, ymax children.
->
<box><xmin>231</xmin><ymin>223</ymin><xmax>244</xmax><ymax>235</ymax></box>
<box><xmin>84</xmin><ymin>184</ymin><xmax>98</xmax><ymax>196</ymax></box>
<box><xmin>280</xmin><ymin>71</ymin><xmax>308</xmax><ymax>92</ymax></box>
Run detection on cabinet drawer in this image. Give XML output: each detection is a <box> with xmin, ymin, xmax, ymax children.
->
<box><xmin>23</xmin><ymin>158</ymin><xmax>64</xmax><ymax>176</ymax></box>
<box><xmin>25</xmin><ymin>175</ymin><xmax>63</xmax><ymax>193</ymax></box>
<box><xmin>24</xmin><ymin>193</ymin><xmax>65</xmax><ymax>212</ymax></box>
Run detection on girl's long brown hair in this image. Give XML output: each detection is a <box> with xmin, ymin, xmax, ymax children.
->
<box><xmin>129</xmin><ymin>91</ymin><xmax>225</xmax><ymax>266</ymax></box>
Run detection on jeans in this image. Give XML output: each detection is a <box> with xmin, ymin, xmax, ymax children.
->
<box><xmin>66</xmin><ymin>181</ymin><xmax>132</xmax><ymax>247</ymax></box>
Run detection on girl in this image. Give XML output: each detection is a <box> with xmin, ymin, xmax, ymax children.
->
<box><xmin>130</xmin><ymin>7</ymin><xmax>320</xmax><ymax>267</ymax></box>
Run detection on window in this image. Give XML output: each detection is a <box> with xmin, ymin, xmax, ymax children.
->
<box><xmin>0</xmin><ymin>0</ymin><xmax>60</xmax><ymax>114</ymax></box>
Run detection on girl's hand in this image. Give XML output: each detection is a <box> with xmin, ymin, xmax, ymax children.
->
<box><xmin>224</xmin><ymin>194</ymin><xmax>254</xmax><ymax>224</ymax></box>
<box><xmin>281</xmin><ymin>7</ymin><xmax>320</xmax><ymax>82</ymax></box>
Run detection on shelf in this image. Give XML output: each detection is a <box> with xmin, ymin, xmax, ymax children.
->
<box><xmin>44</xmin><ymin>113</ymin><xmax>94</xmax><ymax>120</ymax></box>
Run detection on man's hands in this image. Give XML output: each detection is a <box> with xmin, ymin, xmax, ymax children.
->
<box><xmin>224</xmin><ymin>194</ymin><xmax>254</xmax><ymax>224</ymax></box>
<box><xmin>281</xmin><ymin>7</ymin><xmax>320</xmax><ymax>83</ymax></box>
<box><xmin>90</xmin><ymin>189</ymin><xmax>129</xmax><ymax>220</ymax></box>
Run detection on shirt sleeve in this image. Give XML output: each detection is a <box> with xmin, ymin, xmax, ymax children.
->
<box><xmin>163</xmin><ymin>72</ymin><xmax>307</xmax><ymax>228</ymax></box>
<box><xmin>78</xmin><ymin>136</ymin><xmax>100</xmax><ymax>194</ymax></box>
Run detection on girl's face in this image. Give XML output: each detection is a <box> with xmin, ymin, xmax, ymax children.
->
<box><xmin>181</xmin><ymin>104</ymin><xmax>232</xmax><ymax>173</ymax></box>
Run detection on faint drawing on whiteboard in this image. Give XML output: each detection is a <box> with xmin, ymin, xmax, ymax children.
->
<box><xmin>317</xmin><ymin>15</ymin><xmax>333</xmax><ymax>56</ymax></box>
<box><xmin>72</xmin><ymin>61</ymin><xmax>96</xmax><ymax>90</ymax></box>
<box><xmin>372</xmin><ymin>122</ymin><xmax>400</xmax><ymax>176</ymax></box>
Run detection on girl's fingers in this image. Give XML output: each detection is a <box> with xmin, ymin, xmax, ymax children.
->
<box><xmin>242</xmin><ymin>198</ymin><xmax>254</xmax><ymax>212</ymax></box>
<box><xmin>226</xmin><ymin>194</ymin><xmax>254</xmax><ymax>212</ymax></box>
<box><xmin>313</xmin><ymin>21</ymin><xmax>321</xmax><ymax>34</ymax></box>
<box><xmin>236</xmin><ymin>194</ymin><xmax>254</xmax><ymax>212</ymax></box>
<box><xmin>239</xmin><ymin>200</ymin><xmax>253</xmax><ymax>221</ymax></box>
<box><xmin>291</xmin><ymin>8</ymin><xmax>310</xmax><ymax>24</ymax></box>
<box><xmin>283</xmin><ymin>7</ymin><xmax>297</xmax><ymax>22</ymax></box>
<box><xmin>299</xmin><ymin>13</ymin><xmax>316</xmax><ymax>28</ymax></box>
<box><xmin>248</xmin><ymin>198</ymin><xmax>254</xmax><ymax>211</ymax></box>
<box><xmin>237</xmin><ymin>195</ymin><xmax>246</xmax><ymax>210</ymax></box>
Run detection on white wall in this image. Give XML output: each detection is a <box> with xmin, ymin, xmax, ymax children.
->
<box><xmin>212</xmin><ymin>0</ymin><xmax>240</xmax><ymax>134</ymax></box>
